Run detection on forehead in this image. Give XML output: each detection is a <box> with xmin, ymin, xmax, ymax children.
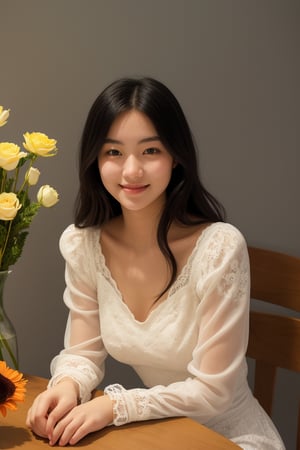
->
<box><xmin>106</xmin><ymin>110</ymin><xmax>158</xmax><ymax>141</ymax></box>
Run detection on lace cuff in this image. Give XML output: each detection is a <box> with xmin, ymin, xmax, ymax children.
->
<box><xmin>104</xmin><ymin>384</ymin><xmax>150</xmax><ymax>426</ymax></box>
<box><xmin>49</xmin><ymin>354</ymin><xmax>102</xmax><ymax>403</ymax></box>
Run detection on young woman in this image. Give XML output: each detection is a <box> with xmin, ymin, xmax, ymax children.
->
<box><xmin>26</xmin><ymin>78</ymin><xmax>285</xmax><ymax>449</ymax></box>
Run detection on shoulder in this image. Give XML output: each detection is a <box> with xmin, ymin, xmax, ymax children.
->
<box><xmin>186</xmin><ymin>223</ymin><xmax>250</xmax><ymax>298</ymax></box>
<box><xmin>59</xmin><ymin>224</ymin><xmax>100</xmax><ymax>262</ymax></box>
<box><xmin>193</xmin><ymin>222</ymin><xmax>249</xmax><ymax>271</ymax></box>
<box><xmin>202</xmin><ymin>222</ymin><xmax>247</xmax><ymax>249</ymax></box>
<box><xmin>59</xmin><ymin>224</ymin><xmax>101</xmax><ymax>285</ymax></box>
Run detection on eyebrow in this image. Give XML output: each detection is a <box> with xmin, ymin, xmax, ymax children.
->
<box><xmin>104</xmin><ymin>136</ymin><xmax>161</xmax><ymax>145</ymax></box>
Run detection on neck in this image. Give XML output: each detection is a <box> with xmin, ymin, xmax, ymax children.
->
<box><xmin>120</xmin><ymin>204</ymin><xmax>164</xmax><ymax>251</ymax></box>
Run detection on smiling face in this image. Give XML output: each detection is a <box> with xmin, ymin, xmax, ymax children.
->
<box><xmin>98</xmin><ymin>109</ymin><xmax>175</xmax><ymax>215</ymax></box>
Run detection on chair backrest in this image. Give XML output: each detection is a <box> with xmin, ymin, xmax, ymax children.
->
<box><xmin>246</xmin><ymin>246</ymin><xmax>300</xmax><ymax>450</ymax></box>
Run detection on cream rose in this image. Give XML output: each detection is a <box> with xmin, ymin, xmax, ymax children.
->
<box><xmin>26</xmin><ymin>167</ymin><xmax>40</xmax><ymax>186</ymax></box>
<box><xmin>23</xmin><ymin>132</ymin><xmax>57</xmax><ymax>157</ymax></box>
<box><xmin>0</xmin><ymin>192</ymin><xmax>22</xmax><ymax>221</ymax></box>
<box><xmin>0</xmin><ymin>142</ymin><xmax>28</xmax><ymax>171</ymax></box>
<box><xmin>37</xmin><ymin>185</ymin><xmax>59</xmax><ymax>207</ymax></box>
<box><xmin>0</xmin><ymin>106</ymin><xmax>10</xmax><ymax>127</ymax></box>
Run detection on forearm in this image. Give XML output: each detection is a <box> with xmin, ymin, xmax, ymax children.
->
<box><xmin>49</xmin><ymin>353</ymin><xmax>104</xmax><ymax>403</ymax></box>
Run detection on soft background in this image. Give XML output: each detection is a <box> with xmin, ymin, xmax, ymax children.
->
<box><xmin>1</xmin><ymin>1</ymin><xmax>299</xmax><ymax>448</ymax></box>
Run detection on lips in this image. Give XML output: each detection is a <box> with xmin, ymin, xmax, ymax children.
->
<box><xmin>120</xmin><ymin>184</ymin><xmax>150</xmax><ymax>193</ymax></box>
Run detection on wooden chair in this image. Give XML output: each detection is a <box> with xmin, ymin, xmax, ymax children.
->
<box><xmin>246</xmin><ymin>246</ymin><xmax>300</xmax><ymax>450</ymax></box>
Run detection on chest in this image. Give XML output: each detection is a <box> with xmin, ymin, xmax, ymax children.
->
<box><xmin>101</xmin><ymin>238</ymin><xmax>197</xmax><ymax>322</ymax></box>
<box><xmin>98</xmin><ymin>221</ymin><xmax>207</xmax><ymax>322</ymax></box>
<box><xmin>102</xmin><ymin>247</ymin><xmax>171</xmax><ymax>321</ymax></box>
<box><xmin>98</xmin><ymin>273</ymin><xmax>200</xmax><ymax>375</ymax></box>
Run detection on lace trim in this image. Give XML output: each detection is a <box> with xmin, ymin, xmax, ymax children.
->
<box><xmin>104</xmin><ymin>384</ymin><xmax>129</xmax><ymax>426</ymax></box>
<box><xmin>92</xmin><ymin>230</ymin><xmax>122</xmax><ymax>296</ymax></box>
<box><xmin>104</xmin><ymin>384</ymin><xmax>150</xmax><ymax>425</ymax></box>
<box><xmin>196</xmin><ymin>225</ymin><xmax>249</xmax><ymax>302</ymax></box>
<box><xmin>93</xmin><ymin>224</ymin><xmax>217</xmax><ymax>299</ymax></box>
<box><xmin>168</xmin><ymin>240</ymin><xmax>199</xmax><ymax>296</ymax></box>
<box><xmin>91</xmin><ymin>223</ymin><xmax>248</xmax><ymax>302</ymax></box>
<box><xmin>49</xmin><ymin>355</ymin><xmax>100</xmax><ymax>403</ymax></box>
<box><xmin>131</xmin><ymin>388</ymin><xmax>150</xmax><ymax>419</ymax></box>
<box><xmin>222</xmin><ymin>257</ymin><xmax>249</xmax><ymax>300</ymax></box>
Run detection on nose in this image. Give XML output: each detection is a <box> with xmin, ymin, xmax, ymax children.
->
<box><xmin>123</xmin><ymin>155</ymin><xmax>143</xmax><ymax>179</ymax></box>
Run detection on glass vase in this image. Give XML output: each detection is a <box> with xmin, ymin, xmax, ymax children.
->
<box><xmin>0</xmin><ymin>271</ymin><xmax>19</xmax><ymax>369</ymax></box>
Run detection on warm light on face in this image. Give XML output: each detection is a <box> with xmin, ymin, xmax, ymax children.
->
<box><xmin>98</xmin><ymin>110</ymin><xmax>175</xmax><ymax>214</ymax></box>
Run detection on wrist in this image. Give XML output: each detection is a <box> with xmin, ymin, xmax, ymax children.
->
<box><xmin>56</xmin><ymin>377</ymin><xmax>80</xmax><ymax>400</ymax></box>
<box><xmin>92</xmin><ymin>394</ymin><xmax>114</xmax><ymax>426</ymax></box>
<box><xmin>102</xmin><ymin>394</ymin><xmax>114</xmax><ymax>425</ymax></box>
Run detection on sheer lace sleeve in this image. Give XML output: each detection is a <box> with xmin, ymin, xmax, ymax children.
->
<box><xmin>104</xmin><ymin>224</ymin><xmax>250</xmax><ymax>425</ymax></box>
<box><xmin>48</xmin><ymin>224</ymin><xmax>107</xmax><ymax>403</ymax></box>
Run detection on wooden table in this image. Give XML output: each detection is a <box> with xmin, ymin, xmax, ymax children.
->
<box><xmin>0</xmin><ymin>375</ymin><xmax>240</xmax><ymax>449</ymax></box>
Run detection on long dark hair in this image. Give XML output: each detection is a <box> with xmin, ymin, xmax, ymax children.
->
<box><xmin>74</xmin><ymin>77</ymin><xmax>226</xmax><ymax>296</ymax></box>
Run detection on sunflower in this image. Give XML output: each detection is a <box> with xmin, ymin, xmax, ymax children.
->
<box><xmin>0</xmin><ymin>360</ymin><xmax>27</xmax><ymax>417</ymax></box>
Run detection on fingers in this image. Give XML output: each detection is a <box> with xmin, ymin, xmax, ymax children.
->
<box><xmin>26</xmin><ymin>394</ymin><xmax>50</xmax><ymax>438</ymax></box>
<box><xmin>27</xmin><ymin>393</ymin><xmax>113</xmax><ymax>446</ymax></box>
<box><xmin>26</xmin><ymin>384</ymin><xmax>78</xmax><ymax>442</ymax></box>
<box><xmin>49</xmin><ymin>396</ymin><xmax>113</xmax><ymax>446</ymax></box>
<box><xmin>45</xmin><ymin>398</ymin><xmax>75</xmax><ymax>436</ymax></box>
<box><xmin>48</xmin><ymin>411</ymin><xmax>84</xmax><ymax>446</ymax></box>
<box><xmin>26</xmin><ymin>410</ymin><xmax>48</xmax><ymax>438</ymax></box>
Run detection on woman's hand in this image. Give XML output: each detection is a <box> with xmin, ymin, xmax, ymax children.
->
<box><xmin>26</xmin><ymin>378</ymin><xmax>79</xmax><ymax>440</ymax></box>
<box><xmin>47</xmin><ymin>394</ymin><xmax>113</xmax><ymax>446</ymax></box>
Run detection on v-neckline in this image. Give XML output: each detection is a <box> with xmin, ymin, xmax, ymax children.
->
<box><xmin>94</xmin><ymin>222</ymin><xmax>217</xmax><ymax>323</ymax></box>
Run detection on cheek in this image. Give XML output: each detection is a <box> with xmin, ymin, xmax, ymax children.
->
<box><xmin>98</xmin><ymin>161</ymin><xmax>119</xmax><ymax>184</ymax></box>
<box><xmin>151</xmin><ymin>160</ymin><xmax>174</xmax><ymax>182</ymax></box>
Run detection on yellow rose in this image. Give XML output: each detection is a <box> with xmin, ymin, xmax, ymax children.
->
<box><xmin>25</xmin><ymin>167</ymin><xmax>40</xmax><ymax>186</ymax></box>
<box><xmin>0</xmin><ymin>142</ymin><xmax>28</xmax><ymax>171</ymax></box>
<box><xmin>23</xmin><ymin>132</ymin><xmax>57</xmax><ymax>157</ymax></box>
<box><xmin>37</xmin><ymin>185</ymin><xmax>59</xmax><ymax>207</ymax></box>
<box><xmin>0</xmin><ymin>106</ymin><xmax>10</xmax><ymax>127</ymax></box>
<box><xmin>0</xmin><ymin>192</ymin><xmax>22</xmax><ymax>221</ymax></box>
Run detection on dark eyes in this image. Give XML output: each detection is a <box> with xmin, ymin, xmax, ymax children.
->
<box><xmin>103</xmin><ymin>147</ymin><xmax>160</xmax><ymax>156</ymax></box>
<box><xmin>143</xmin><ymin>147</ymin><xmax>160</xmax><ymax>155</ymax></box>
<box><xmin>106</xmin><ymin>149</ymin><xmax>121</xmax><ymax>156</ymax></box>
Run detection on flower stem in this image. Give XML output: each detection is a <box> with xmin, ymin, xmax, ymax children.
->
<box><xmin>0</xmin><ymin>221</ymin><xmax>13</xmax><ymax>270</ymax></box>
<box><xmin>0</xmin><ymin>332</ymin><xmax>18</xmax><ymax>369</ymax></box>
<box><xmin>17</xmin><ymin>158</ymin><xmax>34</xmax><ymax>194</ymax></box>
<box><xmin>1</xmin><ymin>170</ymin><xmax>7</xmax><ymax>192</ymax></box>
<box><xmin>13</xmin><ymin>167</ymin><xmax>18</xmax><ymax>192</ymax></box>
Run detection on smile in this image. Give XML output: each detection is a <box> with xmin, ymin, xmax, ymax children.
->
<box><xmin>120</xmin><ymin>184</ymin><xmax>150</xmax><ymax>193</ymax></box>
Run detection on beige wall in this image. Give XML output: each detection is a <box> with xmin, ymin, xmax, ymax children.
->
<box><xmin>1</xmin><ymin>1</ymin><xmax>299</xmax><ymax>448</ymax></box>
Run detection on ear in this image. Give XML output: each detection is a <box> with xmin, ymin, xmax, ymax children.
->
<box><xmin>172</xmin><ymin>160</ymin><xmax>178</xmax><ymax>169</ymax></box>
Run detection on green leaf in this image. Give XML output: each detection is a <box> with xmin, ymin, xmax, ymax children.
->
<box><xmin>4</xmin><ymin>177</ymin><xmax>14</xmax><ymax>192</ymax></box>
<box><xmin>0</xmin><ymin>192</ymin><xmax>41</xmax><ymax>270</ymax></box>
<box><xmin>0</xmin><ymin>231</ymin><xmax>29</xmax><ymax>270</ymax></box>
<box><xmin>17</xmin><ymin>153</ymin><xmax>35</xmax><ymax>169</ymax></box>
<box><xmin>13</xmin><ymin>203</ymin><xmax>40</xmax><ymax>233</ymax></box>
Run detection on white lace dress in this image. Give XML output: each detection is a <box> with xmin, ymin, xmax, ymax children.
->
<box><xmin>49</xmin><ymin>222</ymin><xmax>285</xmax><ymax>449</ymax></box>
